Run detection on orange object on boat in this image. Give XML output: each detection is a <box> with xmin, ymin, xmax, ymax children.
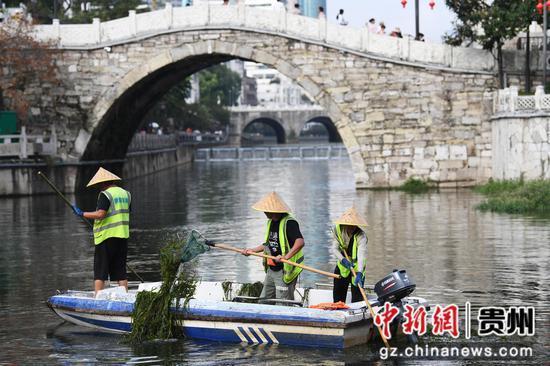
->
<box><xmin>309</xmin><ymin>301</ymin><xmax>350</xmax><ymax>310</ymax></box>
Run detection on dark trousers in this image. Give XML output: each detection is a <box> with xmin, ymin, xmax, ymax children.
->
<box><xmin>333</xmin><ymin>265</ymin><xmax>362</xmax><ymax>303</ymax></box>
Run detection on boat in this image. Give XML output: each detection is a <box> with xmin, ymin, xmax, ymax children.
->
<box><xmin>47</xmin><ymin>270</ymin><xmax>429</xmax><ymax>349</ymax></box>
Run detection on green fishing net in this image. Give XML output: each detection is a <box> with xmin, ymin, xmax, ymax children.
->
<box><xmin>180</xmin><ymin>230</ymin><xmax>211</xmax><ymax>263</ymax></box>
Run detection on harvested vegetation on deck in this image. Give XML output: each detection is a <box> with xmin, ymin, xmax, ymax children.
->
<box><xmin>125</xmin><ymin>239</ymin><xmax>197</xmax><ymax>344</ymax></box>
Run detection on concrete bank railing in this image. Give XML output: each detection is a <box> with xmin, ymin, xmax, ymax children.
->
<box><xmin>31</xmin><ymin>3</ymin><xmax>496</xmax><ymax>73</ymax></box>
<box><xmin>493</xmin><ymin>86</ymin><xmax>550</xmax><ymax>114</ymax></box>
<box><xmin>127</xmin><ymin>132</ymin><xmax>227</xmax><ymax>153</ymax></box>
<box><xmin>0</xmin><ymin>126</ymin><xmax>57</xmax><ymax>159</ymax></box>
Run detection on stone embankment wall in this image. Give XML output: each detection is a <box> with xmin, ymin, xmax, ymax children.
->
<box><xmin>492</xmin><ymin>115</ymin><xmax>550</xmax><ymax>180</ymax></box>
<box><xmin>0</xmin><ymin>146</ymin><xmax>193</xmax><ymax>196</ymax></box>
<box><xmin>492</xmin><ymin>87</ymin><xmax>550</xmax><ymax>180</ymax></box>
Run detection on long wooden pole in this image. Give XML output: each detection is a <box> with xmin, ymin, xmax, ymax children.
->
<box><xmin>342</xmin><ymin>250</ymin><xmax>390</xmax><ymax>349</ymax></box>
<box><xmin>212</xmin><ymin>242</ymin><xmax>340</xmax><ymax>279</ymax></box>
<box><xmin>37</xmin><ymin>171</ymin><xmax>145</xmax><ymax>283</ymax></box>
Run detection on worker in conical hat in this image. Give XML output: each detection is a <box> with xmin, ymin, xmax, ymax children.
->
<box><xmin>331</xmin><ymin>205</ymin><xmax>368</xmax><ymax>303</ymax></box>
<box><xmin>242</xmin><ymin>192</ymin><xmax>305</xmax><ymax>301</ymax></box>
<box><xmin>71</xmin><ymin>167</ymin><xmax>132</xmax><ymax>295</ymax></box>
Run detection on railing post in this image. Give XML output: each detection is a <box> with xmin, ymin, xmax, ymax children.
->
<box><xmin>165</xmin><ymin>3</ymin><xmax>173</xmax><ymax>29</ymax></box>
<box><xmin>20</xmin><ymin>126</ymin><xmax>28</xmax><ymax>159</ymax></box>
<box><xmin>509</xmin><ymin>86</ymin><xmax>518</xmax><ymax>113</ymax></box>
<box><xmin>318</xmin><ymin>15</ymin><xmax>327</xmax><ymax>42</ymax></box>
<box><xmin>535</xmin><ymin>85</ymin><xmax>544</xmax><ymax>110</ymax></box>
<box><xmin>50</xmin><ymin>124</ymin><xmax>57</xmax><ymax>155</ymax></box>
<box><xmin>52</xmin><ymin>19</ymin><xmax>60</xmax><ymax>41</ymax></box>
<box><xmin>238</xmin><ymin>0</ymin><xmax>246</xmax><ymax>26</ymax></box>
<box><xmin>128</xmin><ymin>10</ymin><xmax>137</xmax><ymax>36</ymax></box>
<box><xmin>92</xmin><ymin>18</ymin><xmax>101</xmax><ymax>44</ymax></box>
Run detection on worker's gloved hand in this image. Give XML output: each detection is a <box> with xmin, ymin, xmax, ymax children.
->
<box><xmin>72</xmin><ymin>205</ymin><xmax>83</xmax><ymax>217</ymax></box>
<box><xmin>353</xmin><ymin>271</ymin><xmax>365</xmax><ymax>288</ymax></box>
<box><xmin>341</xmin><ymin>258</ymin><xmax>353</xmax><ymax>269</ymax></box>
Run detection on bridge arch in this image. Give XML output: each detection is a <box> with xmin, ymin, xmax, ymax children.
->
<box><xmin>300</xmin><ymin>116</ymin><xmax>341</xmax><ymax>143</ymax></box>
<box><xmin>242</xmin><ymin>117</ymin><xmax>286</xmax><ymax>144</ymax></box>
<box><xmin>76</xmin><ymin>39</ymin><xmax>367</xmax><ymax>188</ymax></box>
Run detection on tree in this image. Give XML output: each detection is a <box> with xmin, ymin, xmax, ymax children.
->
<box><xmin>142</xmin><ymin>64</ymin><xmax>241</xmax><ymax>132</ymax></box>
<box><xmin>444</xmin><ymin>0</ymin><xmax>537</xmax><ymax>88</ymax></box>
<box><xmin>66</xmin><ymin>0</ymin><xmax>143</xmax><ymax>23</ymax></box>
<box><xmin>19</xmin><ymin>0</ymin><xmax>143</xmax><ymax>24</ymax></box>
<box><xmin>0</xmin><ymin>18</ymin><xmax>59</xmax><ymax>122</ymax></box>
<box><xmin>199</xmin><ymin>64</ymin><xmax>242</xmax><ymax>106</ymax></box>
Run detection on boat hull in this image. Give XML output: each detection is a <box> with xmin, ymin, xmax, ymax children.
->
<box><xmin>47</xmin><ymin>283</ymin><xmax>427</xmax><ymax>349</ymax></box>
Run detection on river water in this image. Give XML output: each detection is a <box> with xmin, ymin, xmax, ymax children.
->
<box><xmin>0</xmin><ymin>159</ymin><xmax>548</xmax><ymax>364</ymax></box>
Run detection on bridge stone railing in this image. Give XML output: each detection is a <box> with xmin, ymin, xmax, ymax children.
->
<box><xmin>30</xmin><ymin>3</ymin><xmax>496</xmax><ymax>73</ymax></box>
<box><xmin>229</xmin><ymin>105</ymin><xmax>324</xmax><ymax>112</ymax></box>
<box><xmin>493</xmin><ymin>86</ymin><xmax>550</xmax><ymax>114</ymax></box>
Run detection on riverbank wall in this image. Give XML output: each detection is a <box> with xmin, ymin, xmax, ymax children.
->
<box><xmin>0</xmin><ymin>145</ymin><xmax>193</xmax><ymax>196</ymax></box>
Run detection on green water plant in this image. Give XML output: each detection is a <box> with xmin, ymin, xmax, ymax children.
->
<box><xmin>237</xmin><ymin>282</ymin><xmax>264</xmax><ymax>297</ymax></box>
<box><xmin>125</xmin><ymin>240</ymin><xmax>197</xmax><ymax>344</ymax></box>
<box><xmin>475</xmin><ymin>179</ymin><xmax>550</xmax><ymax>214</ymax></box>
<box><xmin>398</xmin><ymin>178</ymin><xmax>432</xmax><ymax>194</ymax></box>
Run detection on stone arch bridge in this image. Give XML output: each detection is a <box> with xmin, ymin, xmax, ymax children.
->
<box><xmin>26</xmin><ymin>3</ymin><xmax>514</xmax><ymax>188</ymax></box>
<box><xmin>228</xmin><ymin>105</ymin><xmax>339</xmax><ymax>144</ymax></box>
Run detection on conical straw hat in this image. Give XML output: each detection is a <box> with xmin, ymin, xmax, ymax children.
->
<box><xmin>86</xmin><ymin>167</ymin><xmax>122</xmax><ymax>187</ymax></box>
<box><xmin>252</xmin><ymin>192</ymin><xmax>292</xmax><ymax>213</ymax></box>
<box><xmin>334</xmin><ymin>206</ymin><xmax>368</xmax><ymax>227</ymax></box>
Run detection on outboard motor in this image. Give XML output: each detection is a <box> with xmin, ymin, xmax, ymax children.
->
<box><xmin>373</xmin><ymin>269</ymin><xmax>418</xmax><ymax>344</ymax></box>
<box><xmin>374</xmin><ymin>269</ymin><xmax>416</xmax><ymax>304</ymax></box>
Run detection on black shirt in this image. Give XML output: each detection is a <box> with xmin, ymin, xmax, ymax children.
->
<box><xmin>265</xmin><ymin>216</ymin><xmax>303</xmax><ymax>271</ymax></box>
<box><xmin>96</xmin><ymin>190</ymin><xmax>131</xmax><ymax>212</ymax></box>
<box><xmin>96</xmin><ymin>192</ymin><xmax>111</xmax><ymax>211</ymax></box>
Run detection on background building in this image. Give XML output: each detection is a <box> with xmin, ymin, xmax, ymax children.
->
<box><xmin>299</xmin><ymin>0</ymin><xmax>326</xmax><ymax>18</ymax></box>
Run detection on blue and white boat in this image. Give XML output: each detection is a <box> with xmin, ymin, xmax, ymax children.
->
<box><xmin>47</xmin><ymin>276</ymin><xmax>428</xmax><ymax>349</ymax></box>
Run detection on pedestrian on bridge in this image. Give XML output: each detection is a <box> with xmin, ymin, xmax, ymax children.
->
<box><xmin>242</xmin><ymin>192</ymin><xmax>305</xmax><ymax>301</ymax></box>
<box><xmin>72</xmin><ymin>167</ymin><xmax>132</xmax><ymax>296</ymax></box>
<box><xmin>331</xmin><ymin>206</ymin><xmax>368</xmax><ymax>303</ymax></box>
<box><xmin>336</xmin><ymin>9</ymin><xmax>348</xmax><ymax>26</ymax></box>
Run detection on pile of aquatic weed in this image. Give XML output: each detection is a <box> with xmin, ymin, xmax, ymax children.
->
<box><xmin>221</xmin><ymin>280</ymin><xmax>263</xmax><ymax>300</ymax></box>
<box><xmin>475</xmin><ymin>179</ymin><xmax>550</xmax><ymax>214</ymax></box>
<box><xmin>398</xmin><ymin>178</ymin><xmax>432</xmax><ymax>194</ymax></box>
<box><xmin>125</xmin><ymin>240</ymin><xmax>197</xmax><ymax>344</ymax></box>
<box><xmin>238</xmin><ymin>281</ymin><xmax>263</xmax><ymax>297</ymax></box>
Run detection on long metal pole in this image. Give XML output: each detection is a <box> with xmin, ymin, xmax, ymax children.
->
<box><xmin>415</xmin><ymin>0</ymin><xmax>420</xmax><ymax>39</ymax></box>
<box><xmin>544</xmin><ymin>4</ymin><xmax>547</xmax><ymax>89</ymax></box>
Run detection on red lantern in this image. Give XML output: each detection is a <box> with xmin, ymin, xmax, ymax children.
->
<box><xmin>546</xmin><ymin>0</ymin><xmax>550</xmax><ymax>10</ymax></box>
<box><xmin>537</xmin><ymin>0</ymin><xmax>544</xmax><ymax>14</ymax></box>
<box><xmin>429</xmin><ymin>0</ymin><xmax>435</xmax><ymax>10</ymax></box>
<box><xmin>401</xmin><ymin>0</ymin><xmax>407</xmax><ymax>8</ymax></box>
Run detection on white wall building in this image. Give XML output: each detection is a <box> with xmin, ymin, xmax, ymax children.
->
<box><xmin>243</xmin><ymin>62</ymin><xmax>312</xmax><ymax>106</ymax></box>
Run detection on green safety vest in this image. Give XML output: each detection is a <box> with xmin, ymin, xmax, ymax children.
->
<box><xmin>263</xmin><ymin>215</ymin><xmax>304</xmax><ymax>284</ymax></box>
<box><xmin>93</xmin><ymin>186</ymin><xmax>131</xmax><ymax>245</ymax></box>
<box><xmin>335</xmin><ymin>224</ymin><xmax>366</xmax><ymax>286</ymax></box>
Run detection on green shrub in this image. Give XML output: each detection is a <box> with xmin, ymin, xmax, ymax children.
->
<box><xmin>476</xmin><ymin>179</ymin><xmax>550</xmax><ymax>214</ymax></box>
<box><xmin>398</xmin><ymin>178</ymin><xmax>431</xmax><ymax>194</ymax></box>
